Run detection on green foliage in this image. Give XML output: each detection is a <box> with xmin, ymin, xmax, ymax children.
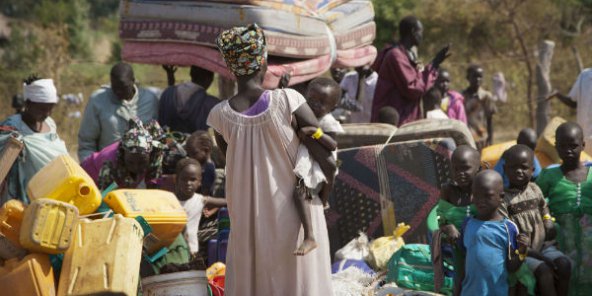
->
<box><xmin>372</xmin><ymin>0</ymin><xmax>417</xmax><ymax>48</ymax></box>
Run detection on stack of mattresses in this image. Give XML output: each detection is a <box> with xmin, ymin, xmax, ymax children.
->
<box><xmin>327</xmin><ymin>137</ymin><xmax>456</xmax><ymax>255</ymax></box>
<box><xmin>119</xmin><ymin>0</ymin><xmax>377</xmax><ymax>88</ymax></box>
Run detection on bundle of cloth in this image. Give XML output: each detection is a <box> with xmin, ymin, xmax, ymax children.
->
<box><xmin>119</xmin><ymin>0</ymin><xmax>377</xmax><ymax>87</ymax></box>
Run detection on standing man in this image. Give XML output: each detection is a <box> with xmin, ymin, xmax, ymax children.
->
<box><xmin>158</xmin><ymin>66</ymin><xmax>219</xmax><ymax>134</ymax></box>
<box><xmin>462</xmin><ymin>64</ymin><xmax>497</xmax><ymax>149</ymax></box>
<box><xmin>549</xmin><ymin>68</ymin><xmax>592</xmax><ymax>156</ymax></box>
<box><xmin>370</xmin><ymin>15</ymin><xmax>450</xmax><ymax>125</ymax></box>
<box><xmin>77</xmin><ymin>62</ymin><xmax>159</xmax><ymax>162</ymax></box>
<box><xmin>340</xmin><ymin>65</ymin><xmax>378</xmax><ymax>123</ymax></box>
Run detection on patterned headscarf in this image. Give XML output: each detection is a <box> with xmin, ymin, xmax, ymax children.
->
<box><xmin>97</xmin><ymin>118</ymin><xmax>165</xmax><ymax>190</ymax></box>
<box><xmin>121</xmin><ymin>118</ymin><xmax>163</xmax><ymax>153</ymax></box>
<box><xmin>216</xmin><ymin>23</ymin><xmax>267</xmax><ymax>77</ymax></box>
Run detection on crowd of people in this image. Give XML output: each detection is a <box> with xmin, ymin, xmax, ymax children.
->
<box><xmin>1</xmin><ymin>12</ymin><xmax>592</xmax><ymax>296</ymax></box>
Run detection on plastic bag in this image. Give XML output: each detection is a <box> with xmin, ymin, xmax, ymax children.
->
<box><xmin>367</xmin><ymin>223</ymin><xmax>410</xmax><ymax>270</ymax></box>
<box><xmin>334</xmin><ymin>232</ymin><xmax>370</xmax><ymax>261</ymax></box>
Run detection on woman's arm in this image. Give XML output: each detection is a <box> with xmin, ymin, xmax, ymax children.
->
<box><xmin>214</xmin><ymin>132</ymin><xmax>227</xmax><ymax>156</ymax></box>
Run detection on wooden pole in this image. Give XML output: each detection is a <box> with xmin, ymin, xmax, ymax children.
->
<box><xmin>535</xmin><ymin>40</ymin><xmax>555</xmax><ymax>135</ymax></box>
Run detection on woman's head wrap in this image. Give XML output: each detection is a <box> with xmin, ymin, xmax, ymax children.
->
<box><xmin>121</xmin><ymin>118</ymin><xmax>164</xmax><ymax>154</ymax></box>
<box><xmin>216</xmin><ymin>23</ymin><xmax>267</xmax><ymax>77</ymax></box>
<box><xmin>23</xmin><ymin>79</ymin><xmax>59</xmax><ymax>104</ymax></box>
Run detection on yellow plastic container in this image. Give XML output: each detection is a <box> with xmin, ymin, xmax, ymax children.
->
<box><xmin>57</xmin><ymin>214</ymin><xmax>144</xmax><ymax>296</ymax></box>
<box><xmin>536</xmin><ymin>116</ymin><xmax>566</xmax><ymax>163</ymax></box>
<box><xmin>20</xmin><ymin>198</ymin><xmax>78</xmax><ymax>254</ymax></box>
<box><xmin>0</xmin><ymin>253</ymin><xmax>56</xmax><ymax>296</ymax></box>
<box><xmin>27</xmin><ymin>155</ymin><xmax>101</xmax><ymax>215</ymax></box>
<box><xmin>104</xmin><ymin>189</ymin><xmax>188</xmax><ymax>254</ymax></box>
<box><xmin>0</xmin><ymin>200</ymin><xmax>25</xmax><ymax>246</ymax></box>
<box><xmin>481</xmin><ymin>140</ymin><xmax>516</xmax><ymax>168</ymax></box>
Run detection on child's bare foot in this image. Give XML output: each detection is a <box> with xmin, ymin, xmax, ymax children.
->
<box><xmin>294</xmin><ymin>238</ymin><xmax>318</xmax><ymax>256</ymax></box>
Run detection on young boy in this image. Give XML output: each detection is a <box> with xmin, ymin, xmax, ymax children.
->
<box><xmin>293</xmin><ymin>77</ymin><xmax>343</xmax><ymax>256</ymax></box>
<box><xmin>175</xmin><ymin>158</ymin><xmax>226</xmax><ymax>256</ymax></box>
<box><xmin>494</xmin><ymin>128</ymin><xmax>543</xmax><ymax>188</ymax></box>
<box><xmin>185</xmin><ymin>131</ymin><xmax>217</xmax><ymax>196</ymax></box>
<box><xmin>501</xmin><ymin>144</ymin><xmax>571</xmax><ymax>296</ymax></box>
<box><xmin>435</xmin><ymin>68</ymin><xmax>467</xmax><ymax>123</ymax></box>
<box><xmin>424</xmin><ymin>87</ymin><xmax>449</xmax><ymax>119</ymax></box>
<box><xmin>438</xmin><ymin>145</ymin><xmax>480</xmax><ymax>295</ymax></box>
<box><xmin>377</xmin><ymin>106</ymin><xmax>400</xmax><ymax>126</ymax></box>
<box><xmin>462</xmin><ymin>65</ymin><xmax>497</xmax><ymax>149</ymax></box>
<box><xmin>460</xmin><ymin>170</ymin><xmax>529</xmax><ymax>296</ymax></box>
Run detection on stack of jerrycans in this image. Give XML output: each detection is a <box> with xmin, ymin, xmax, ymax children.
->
<box><xmin>104</xmin><ymin>189</ymin><xmax>188</xmax><ymax>254</ymax></box>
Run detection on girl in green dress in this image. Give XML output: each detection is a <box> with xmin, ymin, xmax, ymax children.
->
<box><xmin>536</xmin><ymin>122</ymin><xmax>592</xmax><ymax>296</ymax></box>
<box><xmin>438</xmin><ymin>145</ymin><xmax>480</xmax><ymax>296</ymax></box>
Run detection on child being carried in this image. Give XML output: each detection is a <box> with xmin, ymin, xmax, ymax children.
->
<box><xmin>293</xmin><ymin>77</ymin><xmax>344</xmax><ymax>256</ymax></box>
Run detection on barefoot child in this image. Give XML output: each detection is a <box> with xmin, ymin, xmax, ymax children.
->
<box><xmin>293</xmin><ymin>77</ymin><xmax>344</xmax><ymax>256</ymax></box>
<box><xmin>536</xmin><ymin>122</ymin><xmax>592</xmax><ymax>295</ymax></box>
<box><xmin>438</xmin><ymin>145</ymin><xmax>480</xmax><ymax>295</ymax></box>
<box><xmin>175</xmin><ymin>158</ymin><xmax>227</xmax><ymax>257</ymax></box>
<box><xmin>460</xmin><ymin>170</ymin><xmax>529</xmax><ymax>296</ymax></box>
<box><xmin>501</xmin><ymin>144</ymin><xmax>571</xmax><ymax>296</ymax></box>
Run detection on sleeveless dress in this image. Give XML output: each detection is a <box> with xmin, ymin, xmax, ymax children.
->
<box><xmin>206</xmin><ymin>88</ymin><xmax>333</xmax><ymax>296</ymax></box>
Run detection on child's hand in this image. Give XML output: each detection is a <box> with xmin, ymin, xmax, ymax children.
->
<box><xmin>441</xmin><ymin>224</ymin><xmax>461</xmax><ymax>243</ymax></box>
<box><xmin>517</xmin><ymin>233</ymin><xmax>530</xmax><ymax>253</ymax></box>
<box><xmin>544</xmin><ymin>220</ymin><xmax>557</xmax><ymax>241</ymax></box>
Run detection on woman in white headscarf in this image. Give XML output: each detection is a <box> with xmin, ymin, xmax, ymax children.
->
<box><xmin>1</xmin><ymin>75</ymin><xmax>67</xmax><ymax>205</ymax></box>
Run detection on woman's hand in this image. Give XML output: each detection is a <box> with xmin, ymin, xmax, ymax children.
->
<box><xmin>544</xmin><ymin>220</ymin><xmax>557</xmax><ymax>241</ymax></box>
<box><xmin>517</xmin><ymin>233</ymin><xmax>530</xmax><ymax>254</ymax></box>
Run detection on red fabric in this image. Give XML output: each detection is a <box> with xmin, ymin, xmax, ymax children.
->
<box><xmin>370</xmin><ymin>45</ymin><xmax>437</xmax><ymax>125</ymax></box>
<box><xmin>209</xmin><ymin>276</ymin><xmax>225</xmax><ymax>296</ymax></box>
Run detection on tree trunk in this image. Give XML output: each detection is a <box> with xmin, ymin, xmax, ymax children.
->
<box><xmin>572</xmin><ymin>45</ymin><xmax>584</xmax><ymax>73</ymax></box>
<box><xmin>217</xmin><ymin>75</ymin><xmax>237</xmax><ymax>100</ymax></box>
<box><xmin>536</xmin><ymin>40</ymin><xmax>555</xmax><ymax>135</ymax></box>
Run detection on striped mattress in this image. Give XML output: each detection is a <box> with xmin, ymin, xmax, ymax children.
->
<box><xmin>119</xmin><ymin>19</ymin><xmax>376</xmax><ymax>58</ymax></box>
<box><xmin>122</xmin><ymin>41</ymin><xmax>377</xmax><ymax>88</ymax></box>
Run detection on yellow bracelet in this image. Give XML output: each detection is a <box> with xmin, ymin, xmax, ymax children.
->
<box><xmin>311</xmin><ymin>127</ymin><xmax>324</xmax><ymax>140</ymax></box>
<box><xmin>515</xmin><ymin>249</ymin><xmax>528</xmax><ymax>261</ymax></box>
<box><xmin>543</xmin><ymin>214</ymin><xmax>556</xmax><ymax>222</ymax></box>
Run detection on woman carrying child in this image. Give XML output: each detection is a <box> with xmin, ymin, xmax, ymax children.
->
<box><xmin>207</xmin><ymin>24</ymin><xmax>334</xmax><ymax>295</ymax></box>
<box><xmin>536</xmin><ymin>122</ymin><xmax>592</xmax><ymax>295</ymax></box>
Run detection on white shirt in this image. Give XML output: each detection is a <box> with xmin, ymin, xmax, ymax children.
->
<box><xmin>427</xmin><ymin>109</ymin><xmax>449</xmax><ymax>120</ymax></box>
<box><xmin>179</xmin><ymin>193</ymin><xmax>205</xmax><ymax>254</ymax></box>
<box><xmin>569</xmin><ymin>68</ymin><xmax>592</xmax><ymax>149</ymax></box>
<box><xmin>340</xmin><ymin>71</ymin><xmax>378</xmax><ymax>123</ymax></box>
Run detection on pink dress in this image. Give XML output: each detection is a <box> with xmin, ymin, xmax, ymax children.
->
<box><xmin>207</xmin><ymin>88</ymin><xmax>333</xmax><ymax>296</ymax></box>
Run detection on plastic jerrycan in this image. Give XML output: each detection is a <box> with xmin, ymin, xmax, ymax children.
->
<box><xmin>27</xmin><ymin>155</ymin><xmax>101</xmax><ymax>215</ymax></box>
<box><xmin>57</xmin><ymin>214</ymin><xmax>144</xmax><ymax>296</ymax></box>
<box><xmin>104</xmin><ymin>189</ymin><xmax>188</xmax><ymax>254</ymax></box>
<box><xmin>20</xmin><ymin>198</ymin><xmax>79</xmax><ymax>254</ymax></box>
<box><xmin>0</xmin><ymin>200</ymin><xmax>27</xmax><ymax>259</ymax></box>
<box><xmin>0</xmin><ymin>200</ymin><xmax>25</xmax><ymax>244</ymax></box>
<box><xmin>0</xmin><ymin>253</ymin><xmax>56</xmax><ymax>296</ymax></box>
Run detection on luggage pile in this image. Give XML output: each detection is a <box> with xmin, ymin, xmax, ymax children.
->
<box><xmin>119</xmin><ymin>0</ymin><xmax>377</xmax><ymax>88</ymax></box>
<box><xmin>0</xmin><ymin>155</ymin><xmax>200</xmax><ymax>295</ymax></box>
